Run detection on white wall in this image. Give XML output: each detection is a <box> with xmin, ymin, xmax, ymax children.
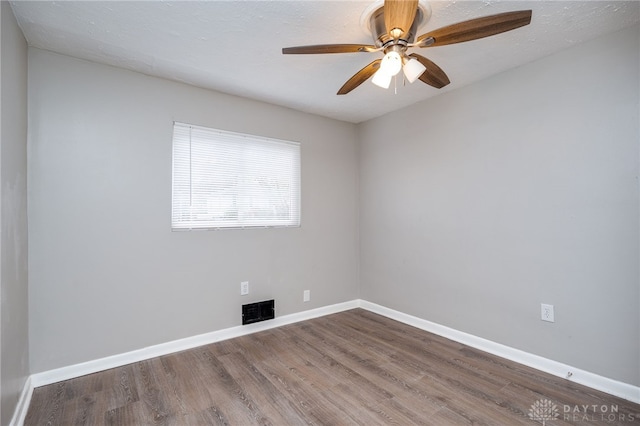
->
<box><xmin>0</xmin><ymin>2</ymin><xmax>29</xmax><ymax>425</ymax></box>
<box><xmin>28</xmin><ymin>49</ymin><xmax>360</xmax><ymax>373</ymax></box>
<box><xmin>359</xmin><ymin>24</ymin><xmax>640</xmax><ymax>386</ymax></box>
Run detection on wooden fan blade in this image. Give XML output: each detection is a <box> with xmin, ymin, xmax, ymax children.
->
<box><xmin>384</xmin><ymin>0</ymin><xmax>419</xmax><ymax>40</ymax></box>
<box><xmin>416</xmin><ymin>10</ymin><xmax>532</xmax><ymax>47</ymax></box>
<box><xmin>282</xmin><ymin>44</ymin><xmax>378</xmax><ymax>54</ymax></box>
<box><xmin>409</xmin><ymin>53</ymin><xmax>450</xmax><ymax>89</ymax></box>
<box><xmin>337</xmin><ymin>59</ymin><xmax>382</xmax><ymax>95</ymax></box>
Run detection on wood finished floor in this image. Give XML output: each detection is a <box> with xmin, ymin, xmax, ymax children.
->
<box><xmin>26</xmin><ymin>309</ymin><xmax>640</xmax><ymax>425</ymax></box>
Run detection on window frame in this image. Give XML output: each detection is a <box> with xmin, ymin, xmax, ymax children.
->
<box><xmin>171</xmin><ymin>122</ymin><xmax>301</xmax><ymax>231</ymax></box>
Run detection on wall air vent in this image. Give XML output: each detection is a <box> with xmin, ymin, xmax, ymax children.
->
<box><xmin>242</xmin><ymin>299</ymin><xmax>275</xmax><ymax>325</ymax></box>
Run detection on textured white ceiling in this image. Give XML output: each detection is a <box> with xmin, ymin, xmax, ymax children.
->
<box><xmin>10</xmin><ymin>1</ymin><xmax>640</xmax><ymax>123</ymax></box>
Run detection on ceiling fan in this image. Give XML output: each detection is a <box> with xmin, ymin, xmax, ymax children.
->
<box><xmin>282</xmin><ymin>0</ymin><xmax>532</xmax><ymax>95</ymax></box>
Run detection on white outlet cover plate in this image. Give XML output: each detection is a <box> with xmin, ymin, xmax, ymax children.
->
<box><xmin>541</xmin><ymin>303</ymin><xmax>555</xmax><ymax>322</ymax></box>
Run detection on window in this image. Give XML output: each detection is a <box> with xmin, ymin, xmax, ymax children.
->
<box><xmin>172</xmin><ymin>122</ymin><xmax>300</xmax><ymax>230</ymax></box>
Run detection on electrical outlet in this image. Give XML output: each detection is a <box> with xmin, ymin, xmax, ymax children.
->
<box><xmin>303</xmin><ymin>290</ymin><xmax>310</xmax><ymax>302</ymax></box>
<box><xmin>241</xmin><ymin>281</ymin><xmax>249</xmax><ymax>296</ymax></box>
<box><xmin>541</xmin><ymin>303</ymin><xmax>554</xmax><ymax>322</ymax></box>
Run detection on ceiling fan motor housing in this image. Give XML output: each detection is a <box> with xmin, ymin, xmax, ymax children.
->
<box><xmin>369</xmin><ymin>6</ymin><xmax>424</xmax><ymax>47</ymax></box>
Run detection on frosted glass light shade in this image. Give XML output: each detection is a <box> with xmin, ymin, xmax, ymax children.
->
<box><xmin>371</xmin><ymin>69</ymin><xmax>393</xmax><ymax>89</ymax></box>
<box><xmin>402</xmin><ymin>58</ymin><xmax>426</xmax><ymax>83</ymax></box>
<box><xmin>380</xmin><ymin>51</ymin><xmax>402</xmax><ymax>76</ymax></box>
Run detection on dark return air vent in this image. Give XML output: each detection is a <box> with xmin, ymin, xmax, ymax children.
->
<box><xmin>242</xmin><ymin>299</ymin><xmax>275</xmax><ymax>325</ymax></box>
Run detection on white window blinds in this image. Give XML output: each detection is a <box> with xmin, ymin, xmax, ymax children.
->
<box><xmin>172</xmin><ymin>122</ymin><xmax>301</xmax><ymax>230</ymax></box>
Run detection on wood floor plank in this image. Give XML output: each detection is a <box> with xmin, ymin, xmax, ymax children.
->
<box><xmin>24</xmin><ymin>309</ymin><xmax>640</xmax><ymax>425</ymax></box>
<box><xmin>196</xmin><ymin>348</ymin><xmax>273</xmax><ymax>425</ymax></box>
<box><xmin>277</xmin><ymin>324</ymin><xmax>396</xmax><ymax>402</ymax></box>
<box><xmin>106</xmin><ymin>364</ymin><xmax>140</xmax><ymax>412</ymax></box>
<box><xmin>299</xmin><ymin>324</ymin><xmax>447</xmax><ymax>414</ymax></box>
<box><xmin>59</xmin><ymin>393</ymin><xmax>107</xmax><ymax>426</ymax></box>
<box><xmin>25</xmin><ymin>382</ymin><xmax>68</xmax><ymax>425</ymax></box>
<box><xmin>131</xmin><ymin>359</ymin><xmax>174</xmax><ymax>425</ymax></box>
<box><xmin>217</xmin><ymin>351</ymin><xmax>307</xmax><ymax>423</ymax></box>
<box><xmin>327</xmin><ymin>311</ymin><xmax>512</xmax><ymax>396</ymax></box>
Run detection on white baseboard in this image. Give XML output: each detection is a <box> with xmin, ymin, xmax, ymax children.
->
<box><xmin>9</xmin><ymin>376</ymin><xmax>33</xmax><ymax>426</ymax></box>
<box><xmin>359</xmin><ymin>300</ymin><xmax>640</xmax><ymax>404</ymax></box>
<box><xmin>20</xmin><ymin>298</ymin><xmax>639</xmax><ymax>425</ymax></box>
<box><xmin>30</xmin><ymin>300</ymin><xmax>359</xmax><ymax>388</ymax></box>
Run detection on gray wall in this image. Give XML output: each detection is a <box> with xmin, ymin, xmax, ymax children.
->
<box><xmin>359</xmin><ymin>24</ymin><xmax>640</xmax><ymax>386</ymax></box>
<box><xmin>0</xmin><ymin>2</ymin><xmax>29</xmax><ymax>425</ymax></box>
<box><xmin>28</xmin><ymin>50</ymin><xmax>360</xmax><ymax>373</ymax></box>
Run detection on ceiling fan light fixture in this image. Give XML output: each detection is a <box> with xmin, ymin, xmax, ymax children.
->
<box><xmin>380</xmin><ymin>51</ymin><xmax>402</xmax><ymax>76</ymax></box>
<box><xmin>402</xmin><ymin>57</ymin><xmax>426</xmax><ymax>83</ymax></box>
<box><xmin>371</xmin><ymin>51</ymin><xmax>402</xmax><ymax>89</ymax></box>
<box><xmin>371</xmin><ymin>68</ymin><xmax>393</xmax><ymax>88</ymax></box>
